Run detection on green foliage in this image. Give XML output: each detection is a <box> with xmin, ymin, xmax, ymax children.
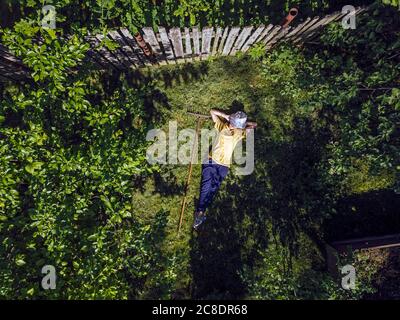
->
<box><xmin>241</xmin><ymin>233</ymin><xmax>377</xmax><ymax>300</ymax></box>
<box><xmin>344</xmin><ymin>158</ymin><xmax>395</xmax><ymax>194</ymax></box>
<box><xmin>260</xmin><ymin>5</ymin><xmax>400</xmax><ymax>194</ymax></box>
<box><xmin>0</xmin><ymin>19</ymin><xmax>177</xmax><ymax>299</ymax></box>
<box><xmin>239</xmin><ymin>5</ymin><xmax>399</xmax><ymax>299</ymax></box>
<box><xmin>247</xmin><ymin>42</ymin><xmax>267</xmax><ymax>61</ymax></box>
<box><xmin>1</xmin><ymin>0</ymin><xmax>362</xmax><ymax>31</ymax></box>
<box><xmin>241</xmin><ymin>240</ymin><xmax>301</xmax><ymax>300</ymax></box>
<box><xmin>174</xmin><ymin>0</ymin><xmax>210</xmax><ymax>25</ymax></box>
<box><xmin>1</xmin><ymin>1</ymin><xmax>399</xmax><ymax>300</ymax></box>
<box><xmin>381</xmin><ymin>0</ymin><xmax>400</xmax><ymax>8</ymax></box>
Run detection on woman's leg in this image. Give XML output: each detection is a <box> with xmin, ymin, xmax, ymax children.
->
<box><xmin>196</xmin><ymin>161</ymin><xmax>229</xmax><ymax>213</ymax></box>
<box><xmin>207</xmin><ymin>164</ymin><xmax>229</xmax><ymax>204</ymax></box>
<box><xmin>196</xmin><ymin>161</ymin><xmax>216</xmax><ymax>213</ymax></box>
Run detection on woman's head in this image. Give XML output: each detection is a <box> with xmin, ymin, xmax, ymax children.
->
<box><xmin>229</xmin><ymin>111</ymin><xmax>247</xmax><ymax>129</ymax></box>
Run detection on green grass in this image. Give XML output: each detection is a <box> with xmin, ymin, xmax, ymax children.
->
<box><xmin>131</xmin><ymin>56</ymin><xmax>272</xmax><ymax>293</ymax></box>
<box><xmin>135</xmin><ymin>55</ymin><xmax>271</xmax><ymax>230</ymax></box>
<box><xmin>130</xmin><ymin>54</ymin><xmax>398</xmax><ymax>298</ymax></box>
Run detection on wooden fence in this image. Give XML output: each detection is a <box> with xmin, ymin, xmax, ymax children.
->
<box><xmin>0</xmin><ymin>7</ymin><xmax>367</xmax><ymax>82</ymax></box>
<box><xmin>326</xmin><ymin>233</ymin><xmax>400</xmax><ymax>276</ymax></box>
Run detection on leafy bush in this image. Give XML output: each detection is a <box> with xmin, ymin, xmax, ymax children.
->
<box><xmin>0</xmin><ymin>19</ymin><xmax>178</xmax><ymax>299</ymax></box>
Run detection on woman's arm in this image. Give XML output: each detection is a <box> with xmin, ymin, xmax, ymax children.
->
<box><xmin>210</xmin><ymin>109</ymin><xmax>229</xmax><ymax>123</ymax></box>
<box><xmin>245</xmin><ymin>121</ymin><xmax>257</xmax><ymax>135</ymax></box>
<box><xmin>245</xmin><ymin>121</ymin><xmax>257</xmax><ymax>129</ymax></box>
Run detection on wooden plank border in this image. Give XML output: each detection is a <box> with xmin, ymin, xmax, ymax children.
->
<box><xmin>142</xmin><ymin>27</ymin><xmax>167</xmax><ymax>65</ymax></box>
<box><xmin>241</xmin><ymin>25</ymin><xmax>265</xmax><ymax>52</ymax></box>
<box><xmin>222</xmin><ymin>27</ymin><xmax>241</xmax><ymax>55</ymax></box>
<box><xmin>231</xmin><ymin>26</ymin><xmax>253</xmax><ymax>55</ymax></box>
<box><xmin>0</xmin><ymin>7</ymin><xmax>362</xmax><ymax>81</ymax></box>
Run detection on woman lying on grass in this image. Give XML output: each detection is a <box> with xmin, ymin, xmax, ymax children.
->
<box><xmin>193</xmin><ymin>108</ymin><xmax>257</xmax><ymax>230</ymax></box>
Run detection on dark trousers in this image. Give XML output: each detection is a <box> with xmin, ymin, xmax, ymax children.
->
<box><xmin>196</xmin><ymin>159</ymin><xmax>229</xmax><ymax>213</ymax></box>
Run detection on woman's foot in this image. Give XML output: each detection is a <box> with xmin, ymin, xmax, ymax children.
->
<box><xmin>193</xmin><ymin>211</ymin><xmax>206</xmax><ymax>230</ymax></box>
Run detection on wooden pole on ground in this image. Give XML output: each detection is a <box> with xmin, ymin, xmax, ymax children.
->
<box><xmin>177</xmin><ymin>111</ymin><xmax>210</xmax><ymax>233</ymax></box>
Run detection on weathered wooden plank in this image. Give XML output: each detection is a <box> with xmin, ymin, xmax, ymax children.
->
<box><xmin>241</xmin><ymin>25</ymin><xmax>265</xmax><ymax>52</ymax></box>
<box><xmin>142</xmin><ymin>27</ymin><xmax>167</xmax><ymax>65</ymax></box>
<box><xmin>284</xmin><ymin>17</ymin><xmax>310</xmax><ymax>41</ymax></box>
<box><xmin>86</xmin><ymin>50</ymin><xmax>108</xmax><ymax>69</ymax></box>
<box><xmin>119</xmin><ymin>28</ymin><xmax>151</xmax><ymax>67</ymax></box>
<box><xmin>0</xmin><ymin>70</ymin><xmax>17</xmax><ymax>81</ymax></box>
<box><xmin>353</xmin><ymin>7</ymin><xmax>367</xmax><ymax>17</ymax></box>
<box><xmin>332</xmin><ymin>12</ymin><xmax>346</xmax><ymax>22</ymax></box>
<box><xmin>192</xmin><ymin>27</ymin><xmax>201</xmax><ymax>57</ymax></box>
<box><xmin>290</xmin><ymin>16</ymin><xmax>320</xmax><ymax>43</ymax></box>
<box><xmin>0</xmin><ymin>59</ymin><xmax>27</xmax><ymax>80</ymax></box>
<box><xmin>69</xmin><ymin>36</ymin><xmax>106</xmax><ymax>69</ymax></box>
<box><xmin>0</xmin><ymin>55</ymin><xmax>29</xmax><ymax>74</ymax></box>
<box><xmin>222</xmin><ymin>27</ymin><xmax>240</xmax><ymax>55</ymax></box>
<box><xmin>211</xmin><ymin>27</ymin><xmax>223</xmax><ymax>55</ymax></box>
<box><xmin>305</xmin><ymin>15</ymin><xmax>333</xmax><ymax>33</ymax></box>
<box><xmin>293</xmin><ymin>17</ymin><xmax>327</xmax><ymax>44</ymax></box>
<box><xmin>184</xmin><ymin>27</ymin><xmax>193</xmax><ymax>58</ymax></box>
<box><xmin>108</xmin><ymin>30</ymin><xmax>141</xmax><ymax>67</ymax></box>
<box><xmin>86</xmin><ymin>35</ymin><xmax>123</xmax><ymax>71</ymax></box>
<box><xmin>266</xmin><ymin>26</ymin><xmax>290</xmax><ymax>49</ymax></box>
<box><xmin>356</xmin><ymin>7</ymin><xmax>367</xmax><ymax>16</ymax></box>
<box><xmin>105</xmin><ymin>31</ymin><xmax>136</xmax><ymax>68</ymax></box>
<box><xmin>298</xmin><ymin>14</ymin><xmax>339</xmax><ymax>43</ymax></box>
<box><xmin>332</xmin><ymin>6</ymin><xmax>364</xmax><ymax>23</ymax></box>
<box><xmin>0</xmin><ymin>45</ymin><xmax>26</xmax><ymax>67</ymax></box>
<box><xmin>331</xmin><ymin>233</ymin><xmax>400</xmax><ymax>252</ymax></box>
<box><xmin>201</xmin><ymin>27</ymin><xmax>213</xmax><ymax>58</ymax></box>
<box><xmin>230</xmin><ymin>26</ymin><xmax>253</xmax><ymax>55</ymax></box>
<box><xmin>169</xmin><ymin>27</ymin><xmax>184</xmax><ymax>64</ymax></box>
<box><xmin>0</xmin><ymin>57</ymin><xmax>29</xmax><ymax>76</ymax></box>
<box><xmin>169</xmin><ymin>27</ymin><xmax>184</xmax><ymax>60</ymax></box>
<box><xmin>262</xmin><ymin>25</ymin><xmax>281</xmax><ymax>45</ymax></box>
<box><xmin>0</xmin><ymin>58</ymin><xmax>19</xmax><ymax>73</ymax></box>
<box><xmin>328</xmin><ymin>10</ymin><xmax>346</xmax><ymax>22</ymax></box>
<box><xmin>254</xmin><ymin>24</ymin><xmax>274</xmax><ymax>43</ymax></box>
<box><xmin>94</xmin><ymin>35</ymin><xmax>124</xmax><ymax>71</ymax></box>
<box><xmin>96</xmin><ymin>34</ymin><xmax>130</xmax><ymax>68</ymax></box>
<box><xmin>0</xmin><ymin>70</ymin><xmax>15</xmax><ymax>82</ymax></box>
<box><xmin>297</xmin><ymin>16</ymin><xmax>321</xmax><ymax>34</ymax></box>
<box><xmin>158</xmin><ymin>27</ymin><xmax>175</xmax><ymax>64</ymax></box>
<box><xmin>217</xmin><ymin>27</ymin><xmax>229</xmax><ymax>54</ymax></box>
<box><xmin>305</xmin><ymin>7</ymin><xmax>364</xmax><ymax>45</ymax></box>
<box><xmin>332</xmin><ymin>6</ymin><xmax>364</xmax><ymax>24</ymax></box>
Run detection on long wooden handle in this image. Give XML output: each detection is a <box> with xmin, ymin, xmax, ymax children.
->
<box><xmin>187</xmin><ymin>111</ymin><xmax>211</xmax><ymax>118</ymax></box>
<box><xmin>178</xmin><ymin>117</ymin><xmax>202</xmax><ymax>233</ymax></box>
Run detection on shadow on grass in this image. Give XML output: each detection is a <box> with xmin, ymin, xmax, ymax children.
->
<box><xmin>153</xmin><ymin>169</ymin><xmax>186</xmax><ymax>196</ymax></box>
<box><xmin>157</xmin><ymin>62</ymin><xmax>210</xmax><ymax>88</ymax></box>
<box><xmin>323</xmin><ymin>190</ymin><xmax>400</xmax><ymax>242</ymax></box>
<box><xmin>188</xmin><ymin>187</ymin><xmax>248</xmax><ymax>299</ymax></box>
<box><xmin>118</xmin><ymin>62</ymin><xmax>210</xmax><ymax>89</ymax></box>
<box><xmin>188</xmin><ymin>113</ymin><xmax>335</xmax><ymax>298</ymax></box>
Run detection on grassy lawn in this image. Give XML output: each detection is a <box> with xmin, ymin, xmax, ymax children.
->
<box><xmin>129</xmin><ymin>52</ymin><xmax>399</xmax><ymax>298</ymax></box>
<box><xmin>133</xmin><ymin>55</ymin><xmax>271</xmax><ymax>229</ymax></box>
<box><xmin>129</xmin><ymin>54</ymin><xmax>351</xmax><ymax>298</ymax></box>
<box><xmin>131</xmin><ymin>56</ymin><xmax>275</xmax><ymax>295</ymax></box>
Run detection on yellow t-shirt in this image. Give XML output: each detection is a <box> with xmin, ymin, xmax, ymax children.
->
<box><xmin>209</xmin><ymin>117</ymin><xmax>245</xmax><ymax>167</ymax></box>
